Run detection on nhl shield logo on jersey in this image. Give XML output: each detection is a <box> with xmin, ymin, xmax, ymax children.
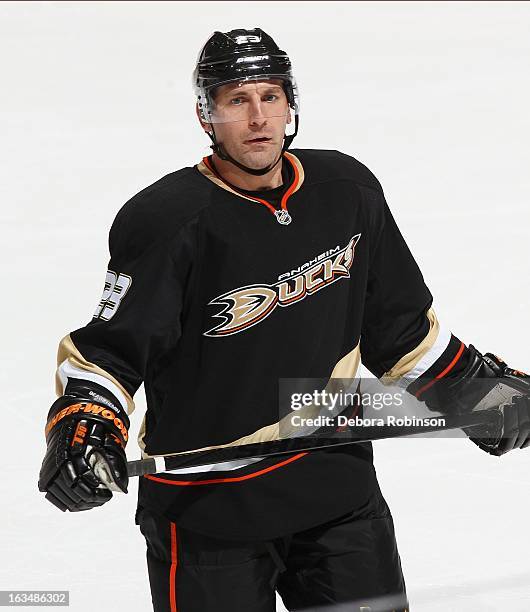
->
<box><xmin>274</xmin><ymin>209</ymin><xmax>292</xmax><ymax>225</ymax></box>
<box><xmin>204</xmin><ymin>234</ymin><xmax>361</xmax><ymax>337</ymax></box>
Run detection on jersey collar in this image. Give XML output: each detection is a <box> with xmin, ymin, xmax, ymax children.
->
<box><xmin>196</xmin><ymin>151</ymin><xmax>305</xmax><ymax>214</ymax></box>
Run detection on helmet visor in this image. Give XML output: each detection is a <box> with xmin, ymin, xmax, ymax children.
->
<box><xmin>199</xmin><ymin>75</ymin><xmax>298</xmax><ymax>124</ymax></box>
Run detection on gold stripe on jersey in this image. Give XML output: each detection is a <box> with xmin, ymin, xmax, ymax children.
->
<box><xmin>139</xmin><ymin>341</ymin><xmax>360</xmax><ymax>460</ymax></box>
<box><xmin>380</xmin><ymin>307</ymin><xmax>440</xmax><ymax>384</ymax></box>
<box><xmin>55</xmin><ymin>334</ymin><xmax>135</xmax><ymax>414</ymax></box>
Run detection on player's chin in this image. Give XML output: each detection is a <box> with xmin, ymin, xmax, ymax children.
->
<box><xmin>239</xmin><ymin>147</ymin><xmax>282</xmax><ymax>169</ymax></box>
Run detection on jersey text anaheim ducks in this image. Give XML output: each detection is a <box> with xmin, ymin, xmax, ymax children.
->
<box><xmin>204</xmin><ymin>234</ymin><xmax>361</xmax><ymax>337</ymax></box>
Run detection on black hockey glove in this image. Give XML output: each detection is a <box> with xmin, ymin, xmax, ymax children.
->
<box><xmin>463</xmin><ymin>350</ymin><xmax>530</xmax><ymax>456</ymax></box>
<box><xmin>424</xmin><ymin>345</ymin><xmax>530</xmax><ymax>456</ymax></box>
<box><xmin>38</xmin><ymin>385</ymin><xmax>130</xmax><ymax>512</ymax></box>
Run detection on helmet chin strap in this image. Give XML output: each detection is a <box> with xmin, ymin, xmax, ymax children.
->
<box><xmin>206</xmin><ymin>115</ymin><xmax>299</xmax><ymax>177</ymax></box>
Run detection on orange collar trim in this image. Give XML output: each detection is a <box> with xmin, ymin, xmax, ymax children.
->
<box><xmin>196</xmin><ymin>152</ymin><xmax>304</xmax><ymax>217</ymax></box>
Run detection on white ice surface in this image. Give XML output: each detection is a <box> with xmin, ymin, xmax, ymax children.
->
<box><xmin>1</xmin><ymin>2</ymin><xmax>529</xmax><ymax>611</ymax></box>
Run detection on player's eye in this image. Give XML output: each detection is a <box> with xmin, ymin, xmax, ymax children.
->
<box><xmin>263</xmin><ymin>94</ymin><xmax>279</xmax><ymax>102</ymax></box>
<box><xmin>229</xmin><ymin>97</ymin><xmax>245</xmax><ymax>105</ymax></box>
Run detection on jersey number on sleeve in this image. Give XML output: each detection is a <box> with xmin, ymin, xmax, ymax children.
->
<box><xmin>93</xmin><ymin>270</ymin><xmax>132</xmax><ymax>321</ymax></box>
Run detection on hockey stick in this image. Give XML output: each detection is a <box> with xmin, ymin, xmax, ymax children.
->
<box><xmin>127</xmin><ymin>409</ymin><xmax>501</xmax><ymax>477</ymax></box>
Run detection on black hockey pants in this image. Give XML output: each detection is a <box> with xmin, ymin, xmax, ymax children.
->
<box><xmin>136</xmin><ymin>484</ymin><xmax>409</xmax><ymax>612</ymax></box>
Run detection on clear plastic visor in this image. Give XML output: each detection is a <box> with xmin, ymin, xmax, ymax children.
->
<box><xmin>200</xmin><ymin>76</ymin><xmax>297</xmax><ymax>124</ymax></box>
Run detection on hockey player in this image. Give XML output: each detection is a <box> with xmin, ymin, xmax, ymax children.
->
<box><xmin>38</xmin><ymin>28</ymin><xmax>530</xmax><ymax>612</ymax></box>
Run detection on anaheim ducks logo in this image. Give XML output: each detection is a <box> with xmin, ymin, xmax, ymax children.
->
<box><xmin>204</xmin><ymin>234</ymin><xmax>361</xmax><ymax>337</ymax></box>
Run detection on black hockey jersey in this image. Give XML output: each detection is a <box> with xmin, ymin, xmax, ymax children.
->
<box><xmin>55</xmin><ymin>149</ymin><xmax>471</xmax><ymax>539</ymax></box>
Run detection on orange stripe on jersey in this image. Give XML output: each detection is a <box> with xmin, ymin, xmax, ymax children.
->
<box><xmin>415</xmin><ymin>341</ymin><xmax>466</xmax><ymax>399</ymax></box>
<box><xmin>280</xmin><ymin>152</ymin><xmax>300</xmax><ymax>210</ymax></box>
<box><xmin>202</xmin><ymin>153</ymin><xmax>302</xmax><ymax>217</ymax></box>
<box><xmin>203</xmin><ymin>156</ymin><xmax>277</xmax><ymax>213</ymax></box>
<box><xmin>169</xmin><ymin>522</ymin><xmax>178</xmax><ymax>612</ymax></box>
<box><xmin>144</xmin><ymin>452</ymin><xmax>308</xmax><ymax>486</ymax></box>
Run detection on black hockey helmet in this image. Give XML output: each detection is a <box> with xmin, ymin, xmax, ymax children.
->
<box><xmin>192</xmin><ymin>28</ymin><xmax>300</xmax><ymax>176</ymax></box>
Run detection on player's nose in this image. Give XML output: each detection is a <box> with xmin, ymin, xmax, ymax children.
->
<box><xmin>246</xmin><ymin>95</ymin><xmax>267</xmax><ymax>120</ymax></box>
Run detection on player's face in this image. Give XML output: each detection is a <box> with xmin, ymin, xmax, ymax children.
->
<box><xmin>201</xmin><ymin>79</ymin><xmax>292</xmax><ymax>170</ymax></box>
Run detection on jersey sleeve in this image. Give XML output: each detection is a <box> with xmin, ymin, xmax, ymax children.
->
<box><xmin>55</xmin><ymin>205</ymin><xmax>196</xmax><ymax>415</ymax></box>
<box><xmin>359</xmin><ymin>185</ymin><xmax>436</xmax><ymax>379</ymax></box>
<box><xmin>358</xmin><ymin>184</ymin><xmax>480</xmax><ymax>408</ymax></box>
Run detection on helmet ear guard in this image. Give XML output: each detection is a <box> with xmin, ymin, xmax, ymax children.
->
<box><xmin>193</xmin><ymin>28</ymin><xmax>300</xmax><ymax>176</ymax></box>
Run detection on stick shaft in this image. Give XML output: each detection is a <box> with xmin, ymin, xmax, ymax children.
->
<box><xmin>127</xmin><ymin>410</ymin><xmax>500</xmax><ymax>477</ymax></box>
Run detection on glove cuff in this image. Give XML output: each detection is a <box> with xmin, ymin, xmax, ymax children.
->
<box><xmin>45</xmin><ymin>395</ymin><xmax>130</xmax><ymax>447</ymax></box>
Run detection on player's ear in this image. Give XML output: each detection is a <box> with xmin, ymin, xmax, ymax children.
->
<box><xmin>195</xmin><ymin>103</ymin><xmax>212</xmax><ymax>134</ymax></box>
